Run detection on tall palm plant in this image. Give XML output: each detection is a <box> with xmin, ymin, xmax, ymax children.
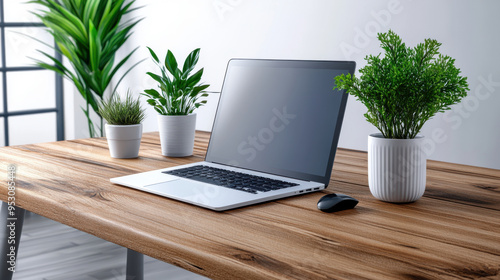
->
<box><xmin>30</xmin><ymin>0</ymin><xmax>143</xmax><ymax>137</ymax></box>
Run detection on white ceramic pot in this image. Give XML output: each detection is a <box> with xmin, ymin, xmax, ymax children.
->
<box><xmin>157</xmin><ymin>114</ymin><xmax>196</xmax><ymax>157</ymax></box>
<box><xmin>368</xmin><ymin>133</ymin><xmax>426</xmax><ymax>203</ymax></box>
<box><xmin>105</xmin><ymin>124</ymin><xmax>142</xmax><ymax>159</ymax></box>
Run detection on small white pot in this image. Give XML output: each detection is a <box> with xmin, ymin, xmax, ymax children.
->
<box><xmin>368</xmin><ymin>133</ymin><xmax>426</xmax><ymax>203</ymax></box>
<box><xmin>105</xmin><ymin>124</ymin><xmax>142</xmax><ymax>159</ymax></box>
<box><xmin>157</xmin><ymin>114</ymin><xmax>196</xmax><ymax>157</ymax></box>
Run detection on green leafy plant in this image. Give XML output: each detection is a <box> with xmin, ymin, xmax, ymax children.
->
<box><xmin>30</xmin><ymin>0</ymin><xmax>143</xmax><ymax>137</ymax></box>
<box><xmin>142</xmin><ymin>47</ymin><xmax>210</xmax><ymax>115</ymax></box>
<box><xmin>334</xmin><ymin>30</ymin><xmax>469</xmax><ymax>139</ymax></box>
<box><xmin>98</xmin><ymin>91</ymin><xmax>146</xmax><ymax>125</ymax></box>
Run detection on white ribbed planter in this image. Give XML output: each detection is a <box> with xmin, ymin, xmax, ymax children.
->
<box><xmin>158</xmin><ymin>114</ymin><xmax>196</xmax><ymax>157</ymax></box>
<box><xmin>368</xmin><ymin>133</ymin><xmax>426</xmax><ymax>203</ymax></box>
<box><xmin>105</xmin><ymin>124</ymin><xmax>142</xmax><ymax>159</ymax></box>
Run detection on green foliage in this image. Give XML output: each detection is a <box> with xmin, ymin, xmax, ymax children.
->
<box><xmin>98</xmin><ymin>91</ymin><xmax>146</xmax><ymax>125</ymax></box>
<box><xmin>334</xmin><ymin>30</ymin><xmax>469</xmax><ymax>139</ymax></box>
<box><xmin>142</xmin><ymin>47</ymin><xmax>210</xmax><ymax>115</ymax></box>
<box><xmin>29</xmin><ymin>0</ymin><xmax>143</xmax><ymax>137</ymax></box>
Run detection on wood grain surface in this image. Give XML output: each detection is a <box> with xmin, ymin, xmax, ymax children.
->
<box><xmin>1</xmin><ymin>131</ymin><xmax>499</xmax><ymax>280</ymax></box>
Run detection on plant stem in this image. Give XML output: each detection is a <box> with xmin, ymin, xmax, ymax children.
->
<box><xmin>86</xmin><ymin>100</ymin><xmax>93</xmax><ymax>138</ymax></box>
<box><xmin>100</xmin><ymin>117</ymin><xmax>103</xmax><ymax>137</ymax></box>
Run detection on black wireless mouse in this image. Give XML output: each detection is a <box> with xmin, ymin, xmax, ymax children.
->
<box><xmin>317</xmin><ymin>193</ymin><xmax>358</xmax><ymax>213</ymax></box>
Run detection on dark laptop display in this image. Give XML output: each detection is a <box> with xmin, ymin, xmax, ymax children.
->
<box><xmin>206</xmin><ymin>59</ymin><xmax>355</xmax><ymax>185</ymax></box>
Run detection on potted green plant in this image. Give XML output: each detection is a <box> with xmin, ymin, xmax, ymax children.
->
<box><xmin>98</xmin><ymin>92</ymin><xmax>146</xmax><ymax>159</ymax></box>
<box><xmin>30</xmin><ymin>0</ymin><xmax>143</xmax><ymax>138</ymax></box>
<box><xmin>334</xmin><ymin>30</ymin><xmax>469</xmax><ymax>203</ymax></box>
<box><xmin>142</xmin><ymin>47</ymin><xmax>210</xmax><ymax>157</ymax></box>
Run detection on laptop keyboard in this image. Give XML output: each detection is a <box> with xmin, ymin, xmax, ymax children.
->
<box><xmin>162</xmin><ymin>165</ymin><xmax>299</xmax><ymax>194</ymax></box>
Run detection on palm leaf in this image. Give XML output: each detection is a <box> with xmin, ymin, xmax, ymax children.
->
<box><xmin>30</xmin><ymin>0</ymin><xmax>143</xmax><ymax>137</ymax></box>
<box><xmin>44</xmin><ymin>0</ymin><xmax>87</xmax><ymax>42</ymax></box>
<box><xmin>83</xmin><ymin>0</ymin><xmax>100</xmax><ymax>27</ymax></box>
<box><xmin>88</xmin><ymin>21</ymin><xmax>101</xmax><ymax>73</ymax></box>
<box><xmin>98</xmin><ymin>0</ymin><xmax>126</xmax><ymax>36</ymax></box>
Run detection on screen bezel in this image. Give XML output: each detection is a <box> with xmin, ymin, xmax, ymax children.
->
<box><xmin>205</xmin><ymin>59</ymin><xmax>356</xmax><ymax>186</ymax></box>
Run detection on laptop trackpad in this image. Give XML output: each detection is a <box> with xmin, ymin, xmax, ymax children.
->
<box><xmin>144</xmin><ymin>180</ymin><xmax>226</xmax><ymax>205</ymax></box>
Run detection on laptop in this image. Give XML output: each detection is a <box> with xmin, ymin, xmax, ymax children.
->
<box><xmin>111</xmin><ymin>59</ymin><xmax>356</xmax><ymax>211</ymax></box>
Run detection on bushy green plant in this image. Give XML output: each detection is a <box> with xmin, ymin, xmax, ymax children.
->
<box><xmin>142</xmin><ymin>47</ymin><xmax>210</xmax><ymax>115</ymax></box>
<box><xmin>98</xmin><ymin>92</ymin><xmax>145</xmax><ymax>125</ymax></box>
<box><xmin>334</xmin><ymin>30</ymin><xmax>469</xmax><ymax>139</ymax></box>
<box><xmin>30</xmin><ymin>0</ymin><xmax>143</xmax><ymax>137</ymax></box>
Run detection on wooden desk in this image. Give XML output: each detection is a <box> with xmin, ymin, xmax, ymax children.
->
<box><xmin>1</xmin><ymin>131</ymin><xmax>499</xmax><ymax>279</ymax></box>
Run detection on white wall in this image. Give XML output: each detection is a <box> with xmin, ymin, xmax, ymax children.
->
<box><xmin>91</xmin><ymin>0</ymin><xmax>500</xmax><ymax>170</ymax></box>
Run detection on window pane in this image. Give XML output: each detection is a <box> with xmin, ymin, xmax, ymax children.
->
<box><xmin>4</xmin><ymin>0</ymin><xmax>43</xmax><ymax>23</ymax></box>
<box><xmin>9</xmin><ymin>112</ymin><xmax>56</xmax><ymax>146</ymax></box>
<box><xmin>5</xmin><ymin>27</ymin><xmax>54</xmax><ymax>67</ymax></box>
<box><xmin>7</xmin><ymin>70</ymin><xmax>55</xmax><ymax>111</ymax></box>
<box><xmin>0</xmin><ymin>118</ymin><xmax>4</xmax><ymax>147</ymax></box>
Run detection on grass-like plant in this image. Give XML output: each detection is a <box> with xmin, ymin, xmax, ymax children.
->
<box><xmin>29</xmin><ymin>0</ymin><xmax>143</xmax><ymax>137</ymax></box>
<box><xmin>334</xmin><ymin>30</ymin><xmax>469</xmax><ymax>139</ymax></box>
<box><xmin>98</xmin><ymin>92</ymin><xmax>145</xmax><ymax>125</ymax></box>
<box><xmin>142</xmin><ymin>47</ymin><xmax>210</xmax><ymax>115</ymax></box>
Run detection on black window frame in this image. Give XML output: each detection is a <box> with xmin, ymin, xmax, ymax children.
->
<box><xmin>0</xmin><ymin>0</ymin><xmax>64</xmax><ymax>146</ymax></box>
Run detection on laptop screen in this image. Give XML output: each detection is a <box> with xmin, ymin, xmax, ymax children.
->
<box><xmin>205</xmin><ymin>59</ymin><xmax>355</xmax><ymax>186</ymax></box>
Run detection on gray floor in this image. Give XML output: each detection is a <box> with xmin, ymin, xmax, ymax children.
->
<box><xmin>12</xmin><ymin>212</ymin><xmax>209</xmax><ymax>280</ymax></box>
